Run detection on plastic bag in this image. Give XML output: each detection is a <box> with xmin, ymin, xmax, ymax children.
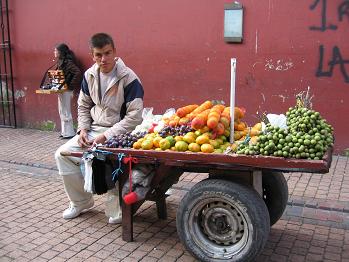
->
<box><xmin>80</xmin><ymin>152</ymin><xmax>95</xmax><ymax>193</ymax></box>
<box><xmin>132</xmin><ymin>107</ymin><xmax>163</xmax><ymax>134</ymax></box>
<box><xmin>105</xmin><ymin>184</ymin><xmax>122</xmax><ymax>218</ymax></box>
<box><xmin>122</xmin><ymin>164</ymin><xmax>155</xmax><ymax>203</ymax></box>
<box><xmin>266</xmin><ymin>113</ymin><xmax>287</xmax><ymax>129</ymax></box>
<box><xmin>154</xmin><ymin>108</ymin><xmax>176</xmax><ymax>133</ymax></box>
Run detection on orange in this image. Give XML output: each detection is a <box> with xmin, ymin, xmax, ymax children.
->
<box><xmin>188</xmin><ymin>143</ymin><xmax>201</xmax><ymax>152</ymax></box>
<box><xmin>183</xmin><ymin>133</ymin><xmax>196</xmax><ymax>144</ymax></box>
<box><xmin>219</xmin><ymin>116</ymin><xmax>230</xmax><ymax>128</ymax></box>
<box><xmin>141</xmin><ymin>140</ymin><xmax>153</xmax><ymax>150</ymax></box>
<box><xmin>133</xmin><ymin>141</ymin><xmax>142</xmax><ymax>149</ymax></box>
<box><xmin>175</xmin><ymin>135</ymin><xmax>184</xmax><ymax>142</ymax></box>
<box><xmin>153</xmin><ymin>136</ymin><xmax>162</xmax><ymax>148</ymax></box>
<box><xmin>159</xmin><ymin>138</ymin><xmax>171</xmax><ymax>150</ymax></box>
<box><xmin>201</xmin><ymin>143</ymin><xmax>214</xmax><ymax>153</ymax></box>
<box><xmin>175</xmin><ymin>141</ymin><xmax>189</xmax><ymax>152</ymax></box>
<box><xmin>196</xmin><ymin>135</ymin><xmax>210</xmax><ymax>145</ymax></box>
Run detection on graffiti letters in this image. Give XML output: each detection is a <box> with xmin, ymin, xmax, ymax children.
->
<box><xmin>310</xmin><ymin>0</ymin><xmax>349</xmax><ymax>83</ymax></box>
<box><xmin>338</xmin><ymin>1</ymin><xmax>349</xmax><ymax>22</ymax></box>
<box><xmin>316</xmin><ymin>45</ymin><xmax>349</xmax><ymax>83</ymax></box>
<box><xmin>309</xmin><ymin>0</ymin><xmax>337</xmax><ymax>31</ymax></box>
<box><xmin>309</xmin><ymin>0</ymin><xmax>349</xmax><ymax>30</ymax></box>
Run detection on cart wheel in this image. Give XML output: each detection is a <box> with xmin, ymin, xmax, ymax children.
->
<box><xmin>176</xmin><ymin>179</ymin><xmax>270</xmax><ymax>262</ymax></box>
<box><xmin>262</xmin><ymin>171</ymin><xmax>288</xmax><ymax>226</ymax></box>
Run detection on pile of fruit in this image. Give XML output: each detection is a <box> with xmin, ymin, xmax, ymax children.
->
<box><xmin>132</xmin><ymin>129</ymin><xmax>232</xmax><ymax>153</ymax></box>
<box><xmin>131</xmin><ymin>100</ymin><xmax>239</xmax><ymax>153</ymax></box>
<box><xmin>236</xmin><ymin>93</ymin><xmax>334</xmax><ymax>160</ymax></box>
<box><xmin>103</xmin><ymin>93</ymin><xmax>333</xmax><ymax>160</ymax></box>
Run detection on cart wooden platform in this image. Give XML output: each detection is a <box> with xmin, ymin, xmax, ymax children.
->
<box><xmin>62</xmin><ymin>147</ymin><xmax>333</xmax><ymax>261</ymax></box>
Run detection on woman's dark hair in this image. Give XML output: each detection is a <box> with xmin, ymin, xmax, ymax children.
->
<box><xmin>89</xmin><ymin>33</ymin><xmax>115</xmax><ymax>49</ymax></box>
<box><xmin>55</xmin><ymin>43</ymin><xmax>77</xmax><ymax>63</ymax></box>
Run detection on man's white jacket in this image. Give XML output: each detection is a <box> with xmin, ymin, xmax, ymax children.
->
<box><xmin>77</xmin><ymin>58</ymin><xmax>144</xmax><ymax>139</ymax></box>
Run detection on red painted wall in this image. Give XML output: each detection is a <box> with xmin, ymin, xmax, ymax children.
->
<box><xmin>10</xmin><ymin>0</ymin><xmax>349</xmax><ymax>153</ymax></box>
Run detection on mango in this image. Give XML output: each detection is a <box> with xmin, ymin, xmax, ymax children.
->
<box><xmin>141</xmin><ymin>140</ymin><xmax>153</xmax><ymax>150</ymax></box>
<box><xmin>196</xmin><ymin>135</ymin><xmax>210</xmax><ymax>145</ymax></box>
<box><xmin>159</xmin><ymin>138</ymin><xmax>171</xmax><ymax>150</ymax></box>
<box><xmin>201</xmin><ymin>143</ymin><xmax>214</xmax><ymax>153</ymax></box>
<box><xmin>175</xmin><ymin>141</ymin><xmax>189</xmax><ymax>152</ymax></box>
<box><xmin>188</xmin><ymin>143</ymin><xmax>201</xmax><ymax>152</ymax></box>
<box><xmin>183</xmin><ymin>133</ymin><xmax>196</xmax><ymax>144</ymax></box>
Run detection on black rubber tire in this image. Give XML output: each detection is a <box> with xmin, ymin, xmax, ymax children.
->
<box><xmin>176</xmin><ymin>179</ymin><xmax>270</xmax><ymax>262</ymax></box>
<box><xmin>262</xmin><ymin>171</ymin><xmax>288</xmax><ymax>226</ymax></box>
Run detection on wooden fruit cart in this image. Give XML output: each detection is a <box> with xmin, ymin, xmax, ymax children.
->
<box><xmin>62</xmin><ymin>147</ymin><xmax>332</xmax><ymax>262</ymax></box>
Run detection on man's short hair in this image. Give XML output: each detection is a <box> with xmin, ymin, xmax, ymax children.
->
<box><xmin>89</xmin><ymin>33</ymin><xmax>115</xmax><ymax>49</ymax></box>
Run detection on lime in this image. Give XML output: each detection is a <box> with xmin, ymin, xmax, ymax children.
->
<box><xmin>296</xmin><ymin>132</ymin><xmax>302</xmax><ymax>138</ymax></box>
<box><xmin>166</xmin><ymin>136</ymin><xmax>176</xmax><ymax>147</ymax></box>
<box><xmin>269</xmin><ymin>142</ymin><xmax>276</xmax><ymax>148</ymax></box>
<box><xmin>299</xmin><ymin>145</ymin><xmax>305</xmax><ymax>152</ymax></box>
<box><xmin>315</xmin><ymin>144</ymin><xmax>323</xmax><ymax>151</ymax></box>
<box><xmin>316</xmin><ymin>152</ymin><xmax>323</xmax><ymax>158</ymax></box>
<box><xmin>304</xmin><ymin>139</ymin><xmax>311</xmax><ymax>146</ymax></box>
<box><xmin>326</xmin><ymin>137</ymin><xmax>333</xmax><ymax>143</ymax></box>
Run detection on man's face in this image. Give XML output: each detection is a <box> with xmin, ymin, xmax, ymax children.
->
<box><xmin>91</xmin><ymin>44</ymin><xmax>116</xmax><ymax>73</ymax></box>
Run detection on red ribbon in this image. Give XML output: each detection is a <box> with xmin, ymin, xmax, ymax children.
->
<box><xmin>123</xmin><ymin>155</ymin><xmax>138</xmax><ymax>192</ymax></box>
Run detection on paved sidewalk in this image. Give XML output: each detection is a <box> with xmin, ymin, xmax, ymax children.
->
<box><xmin>0</xmin><ymin>128</ymin><xmax>348</xmax><ymax>261</ymax></box>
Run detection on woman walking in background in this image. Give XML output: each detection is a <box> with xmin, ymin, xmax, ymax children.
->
<box><xmin>54</xmin><ymin>43</ymin><xmax>82</xmax><ymax>139</ymax></box>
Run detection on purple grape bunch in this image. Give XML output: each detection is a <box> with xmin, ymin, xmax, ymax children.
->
<box><xmin>105</xmin><ymin>131</ymin><xmax>147</xmax><ymax>148</ymax></box>
<box><xmin>158</xmin><ymin>125</ymin><xmax>194</xmax><ymax>138</ymax></box>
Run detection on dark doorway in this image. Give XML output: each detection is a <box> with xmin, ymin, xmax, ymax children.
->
<box><xmin>0</xmin><ymin>0</ymin><xmax>16</xmax><ymax>128</ymax></box>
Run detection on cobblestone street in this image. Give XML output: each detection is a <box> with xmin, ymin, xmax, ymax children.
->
<box><xmin>0</xmin><ymin>128</ymin><xmax>348</xmax><ymax>261</ymax></box>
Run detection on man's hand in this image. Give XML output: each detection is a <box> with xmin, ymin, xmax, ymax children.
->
<box><xmin>78</xmin><ymin>129</ymin><xmax>92</xmax><ymax>148</ymax></box>
<box><xmin>92</xmin><ymin>134</ymin><xmax>107</xmax><ymax>147</ymax></box>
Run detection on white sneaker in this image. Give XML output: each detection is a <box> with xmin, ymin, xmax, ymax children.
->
<box><xmin>108</xmin><ymin>216</ymin><xmax>122</xmax><ymax>224</ymax></box>
<box><xmin>62</xmin><ymin>199</ymin><xmax>94</xmax><ymax>219</ymax></box>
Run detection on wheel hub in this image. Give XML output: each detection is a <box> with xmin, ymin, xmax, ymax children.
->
<box><xmin>200</xmin><ymin>202</ymin><xmax>244</xmax><ymax>245</ymax></box>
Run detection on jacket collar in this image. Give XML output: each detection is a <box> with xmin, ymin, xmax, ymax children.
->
<box><xmin>87</xmin><ymin>57</ymin><xmax>128</xmax><ymax>82</ymax></box>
